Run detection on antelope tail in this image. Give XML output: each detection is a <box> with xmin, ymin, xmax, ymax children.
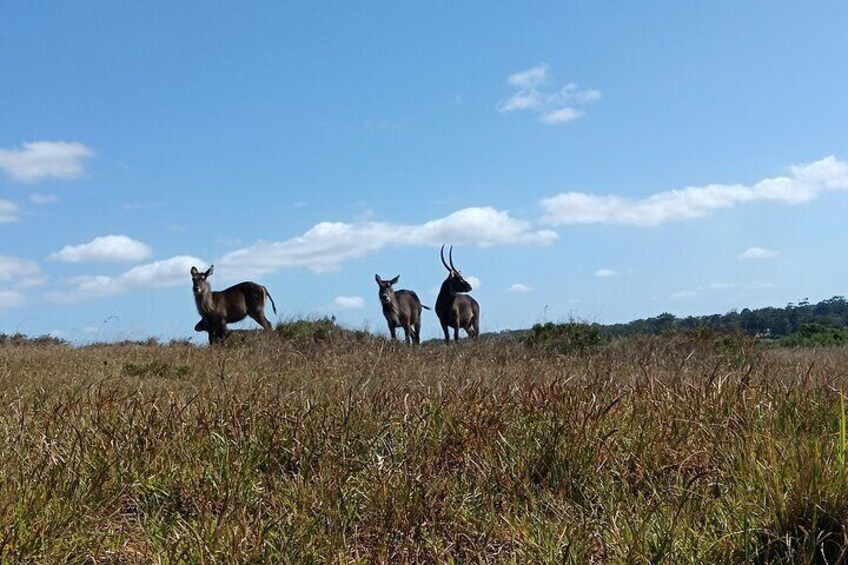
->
<box><xmin>264</xmin><ymin>286</ymin><xmax>278</xmax><ymax>315</ymax></box>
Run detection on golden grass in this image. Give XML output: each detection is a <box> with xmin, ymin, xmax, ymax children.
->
<box><xmin>1</xmin><ymin>329</ymin><xmax>847</xmax><ymax>563</ymax></box>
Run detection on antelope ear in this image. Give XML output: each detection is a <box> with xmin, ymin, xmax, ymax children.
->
<box><xmin>374</xmin><ymin>274</ymin><xmax>381</xmax><ymax>283</ymax></box>
<box><xmin>191</xmin><ymin>266</ymin><xmax>199</xmax><ymax>276</ymax></box>
<box><xmin>205</xmin><ymin>265</ymin><xmax>214</xmax><ymax>277</ymax></box>
<box><xmin>389</xmin><ymin>275</ymin><xmax>400</xmax><ymax>285</ymax></box>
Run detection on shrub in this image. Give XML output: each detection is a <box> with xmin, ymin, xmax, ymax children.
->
<box><xmin>275</xmin><ymin>316</ymin><xmax>371</xmax><ymax>345</ymax></box>
<box><xmin>0</xmin><ymin>333</ymin><xmax>67</xmax><ymax>347</ymax></box>
<box><xmin>523</xmin><ymin>321</ymin><xmax>605</xmax><ymax>354</ymax></box>
<box><xmin>778</xmin><ymin>323</ymin><xmax>848</xmax><ymax>348</ymax></box>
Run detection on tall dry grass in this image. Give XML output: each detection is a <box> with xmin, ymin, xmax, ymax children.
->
<box><xmin>1</xmin><ymin>328</ymin><xmax>847</xmax><ymax>563</ymax></box>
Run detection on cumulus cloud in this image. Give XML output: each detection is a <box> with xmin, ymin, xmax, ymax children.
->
<box><xmin>540</xmin><ymin>107</ymin><xmax>584</xmax><ymax>124</ymax></box>
<box><xmin>0</xmin><ymin>256</ymin><xmax>41</xmax><ymax>310</ymax></box>
<box><xmin>498</xmin><ymin>64</ymin><xmax>600</xmax><ymax>125</ymax></box>
<box><xmin>0</xmin><ymin>256</ymin><xmax>40</xmax><ymax>281</ymax></box>
<box><xmin>499</xmin><ymin>90</ymin><xmax>544</xmax><ymax>112</ymax></box>
<box><xmin>507</xmin><ymin>64</ymin><xmax>550</xmax><ymax>88</ymax></box>
<box><xmin>48</xmin><ymin>255</ymin><xmax>204</xmax><ymax>302</ymax></box>
<box><xmin>738</xmin><ymin>247</ymin><xmax>780</xmax><ymax>260</ymax></box>
<box><xmin>464</xmin><ymin>275</ymin><xmax>482</xmax><ymax>290</ymax></box>
<box><xmin>0</xmin><ymin>200</ymin><xmax>20</xmax><ymax>223</ymax></box>
<box><xmin>0</xmin><ymin>141</ymin><xmax>93</xmax><ymax>183</ymax></box>
<box><xmin>49</xmin><ymin>235</ymin><xmax>153</xmax><ymax>263</ymax></box>
<box><xmin>540</xmin><ymin>156</ymin><xmax>848</xmax><ymax>227</ymax></box>
<box><xmin>332</xmin><ymin>296</ymin><xmax>365</xmax><ymax>310</ymax></box>
<box><xmin>46</xmin><ymin>207</ymin><xmax>553</xmax><ymax>303</ymax></box>
<box><xmin>508</xmin><ymin>283</ymin><xmax>532</xmax><ymax>293</ymax></box>
<box><xmin>219</xmin><ymin>207</ymin><xmax>556</xmax><ymax>276</ymax></box>
<box><xmin>549</xmin><ymin>82</ymin><xmax>602</xmax><ymax>105</ymax></box>
<box><xmin>594</xmin><ymin>268</ymin><xmax>617</xmax><ymax>278</ymax></box>
<box><xmin>0</xmin><ymin>290</ymin><xmax>26</xmax><ymax>309</ymax></box>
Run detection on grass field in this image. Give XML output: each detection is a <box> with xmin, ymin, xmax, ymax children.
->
<box><xmin>1</xmin><ymin>325</ymin><xmax>847</xmax><ymax>563</ymax></box>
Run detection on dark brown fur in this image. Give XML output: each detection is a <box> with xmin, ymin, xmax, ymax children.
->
<box><xmin>375</xmin><ymin>274</ymin><xmax>430</xmax><ymax>344</ymax></box>
<box><xmin>434</xmin><ymin>245</ymin><xmax>480</xmax><ymax>344</ymax></box>
<box><xmin>191</xmin><ymin>265</ymin><xmax>277</xmax><ymax>344</ymax></box>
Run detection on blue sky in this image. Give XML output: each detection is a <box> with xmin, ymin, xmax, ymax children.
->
<box><xmin>2</xmin><ymin>2</ymin><xmax>848</xmax><ymax>343</ymax></box>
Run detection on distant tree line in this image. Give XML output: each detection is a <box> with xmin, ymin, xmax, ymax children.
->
<box><xmin>601</xmin><ymin>296</ymin><xmax>848</xmax><ymax>340</ymax></box>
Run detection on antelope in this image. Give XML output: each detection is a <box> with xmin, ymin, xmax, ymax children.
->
<box><xmin>375</xmin><ymin>274</ymin><xmax>430</xmax><ymax>344</ymax></box>
<box><xmin>435</xmin><ymin>244</ymin><xmax>480</xmax><ymax>343</ymax></box>
<box><xmin>190</xmin><ymin>265</ymin><xmax>277</xmax><ymax>344</ymax></box>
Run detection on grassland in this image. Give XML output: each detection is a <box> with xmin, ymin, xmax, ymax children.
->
<box><xmin>1</xmin><ymin>325</ymin><xmax>847</xmax><ymax>563</ymax></box>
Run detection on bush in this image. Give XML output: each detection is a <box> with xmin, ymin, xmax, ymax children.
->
<box><xmin>275</xmin><ymin>316</ymin><xmax>370</xmax><ymax>345</ymax></box>
<box><xmin>0</xmin><ymin>333</ymin><xmax>67</xmax><ymax>347</ymax></box>
<box><xmin>778</xmin><ymin>323</ymin><xmax>848</xmax><ymax>348</ymax></box>
<box><xmin>523</xmin><ymin>321</ymin><xmax>605</xmax><ymax>354</ymax></box>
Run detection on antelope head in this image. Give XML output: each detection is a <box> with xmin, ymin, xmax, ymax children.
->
<box><xmin>374</xmin><ymin>274</ymin><xmax>400</xmax><ymax>306</ymax></box>
<box><xmin>190</xmin><ymin>265</ymin><xmax>214</xmax><ymax>297</ymax></box>
<box><xmin>440</xmin><ymin>244</ymin><xmax>473</xmax><ymax>293</ymax></box>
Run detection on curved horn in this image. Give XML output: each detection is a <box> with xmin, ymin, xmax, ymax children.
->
<box><xmin>449</xmin><ymin>245</ymin><xmax>457</xmax><ymax>271</ymax></box>
<box><xmin>440</xmin><ymin>244</ymin><xmax>451</xmax><ymax>271</ymax></box>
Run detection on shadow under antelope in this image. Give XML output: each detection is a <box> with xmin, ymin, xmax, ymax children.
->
<box><xmin>375</xmin><ymin>274</ymin><xmax>430</xmax><ymax>344</ymax></box>
<box><xmin>435</xmin><ymin>245</ymin><xmax>480</xmax><ymax>344</ymax></box>
<box><xmin>190</xmin><ymin>265</ymin><xmax>277</xmax><ymax>344</ymax></box>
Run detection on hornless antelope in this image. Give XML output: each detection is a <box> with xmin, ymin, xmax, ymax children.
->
<box><xmin>375</xmin><ymin>274</ymin><xmax>430</xmax><ymax>344</ymax></box>
<box><xmin>190</xmin><ymin>265</ymin><xmax>277</xmax><ymax>344</ymax></box>
<box><xmin>435</xmin><ymin>245</ymin><xmax>480</xmax><ymax>344</ymax></box>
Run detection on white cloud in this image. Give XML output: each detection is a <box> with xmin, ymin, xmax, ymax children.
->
<box><xmin>540</xmin><ymin>107</ymin><xmax>584</xmax><ymax>124</ymax></box>
<box><xmin>30</xmin><ymin>193</ymin><xmax>59</xmax><ymax>204</ymax></box>
<box><xmin>594</xmin><ymin>268</ymin><xmax>617</xmax><ymax>278</ymax></box>
<box><xmin>507</xmin><ymin>64</ymin><xmax>550</xmax><ymax>88</ymax></box>
<box><xmin>45</xmin><ymin>207</ymin><xmax>552</xmax><ymax>304</ymax></box>
<box><xmin>48</xmin><ymin>255</ymin><xmax>204</xmax><ymax>302</ymax></box>
<box><xmin>0</xmin><ymin>141</ymin><xmax>93</xmax><ymax>183</ymax></box>
<box><xmin>332</xmin><ymin>296</ymin><xmax>365</xmax><ymax>310</ymax></box>
<box><xmin>465</xmin><ymin>275</ymin><xmax>482</xmax><ymax>290</ymax></box>
<box><xmin>498</xmin><ymin>90</ymin><xmax>544</xmax><ymax>112</ymax></box>
<box><xmin>0</xmin><ymin>290</ymin><xmax>26</xmax><ymax>309</ymax></box>
<box><xmin>0</xmin><ymin>256</ymin><xmax>42</xmax><ymax>309</ymax></box>
<box><xmin>219</xmin><ymin>206</ymin><xmax>556</xmax><ymax>276</ymax></box>
<box><xmin>498</xmin><ymin>65</ymin><xmax>600</xmax><ymax>125</ymax></box>
<box><xmin>575</xmin><ymin>89</ymin><xmax>602</xmax><ymax>103</ymax></box>
<box><xmin>55</xmin><ymin>275</ymin><xmax>122</xmax><ymax>300</ymax></box>
<box><xmin>547</xmin><ymin>83</ymin><xmax>603</xmax><ymax>105</ymax></box>
<box><xmin>541</xmin><ymin>156</ymin><xmax>848</xmax><ymax>227</ymax></box>
<box><xmin>49</xmin><ymin>235</ymin><xmax>153</xmax><ymax>263</ymax></box>
<box><xmin>0</xmin><ymin>256</ymin><xmax>40</xmax><ymax>281</ymax></box>
<box><xmin>11</xmin><ymin>276</ymin><xmax>47</xmax><ymax>290</ymax></box>
<box><xmin>738</xmin><ymin>247</ymin><xmax>780</xmax><ymax>260</ymax></box>
<box><xmin>0</xmin><ymin>200</ymin><xmax>20</xmax><ymax>223</ymax></box>
<box><xmin>508</xmin><ymin>283</ymin><xmax>532</xmax><ymax>293</ymax></box>
<box><xmin>121</xmin><ymin>256</ymin><xmax>204</xmax><ymax>287</ymax></box>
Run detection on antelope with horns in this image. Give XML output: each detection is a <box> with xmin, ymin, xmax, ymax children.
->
<box><xmin>375</xmin><ymin>274</ymin><xmax>430</xmax><ymax>344</ymax></box>
<box><xmin>190</xmin><ymin>265</ymin><xmax>277</xmax><ymax>344</ymax></box>
<box><xmin>435</xmin><ymin>245</ymin><xmax>480</xmax><ymax>344</ymax></box>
